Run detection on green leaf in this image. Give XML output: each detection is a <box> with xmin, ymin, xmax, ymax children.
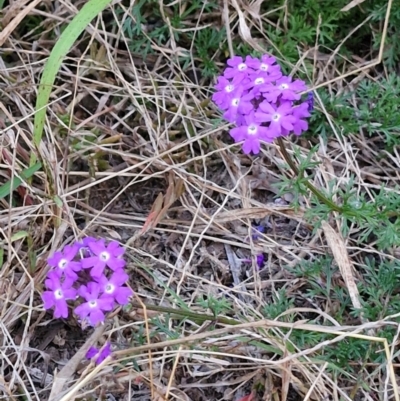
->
<box><xmin>53</xmin><ymin>195</ymin><xmax>63</xmax><ymax>207</ymax></box>
<box><xmin>32</xmin><ymin>0</ymin><xmax>113</xmax><ymax>165</ymax></box>
<box><xmin>0</xmin><ymin>163</ymin><xmax>42</xmax><ymax>199</ymax></box>
<box><xmin>10</xmin><ymin>231</ymin><xmax>29</xmax><ymax>242</ymax></box>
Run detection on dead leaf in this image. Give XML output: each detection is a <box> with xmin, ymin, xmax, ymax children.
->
<box><xmin>245</xmin><ymin>0</ymin><xmax>264</xmax><ymax>22</ymax></box>
<box><xmin>229</xmin><ymin>0</ymin><xmax>265</xmax><ymax>52</ymax></box>
<box><xmin>321</xmin><ymin>221</ymin><xmax>362</xmax><ymax>310</ymax></box>
<box><xmin>236</xmin><ymin>392</ymin><xmax>256</xmax><ymax>401</ymax></box>
<box><xmin>140</xmin><ymin>173</ymin><xmax>185</xmax><ymax>234</ymax></box>
<box><xmin>140</xmin><ymin>192</ymin><xmax>164</xmax><ymax>234</ymax></box>
<box><xmin>281</xmin><ymin>348</ymin><xmax>291</xmax><ymax>401</ymax></box>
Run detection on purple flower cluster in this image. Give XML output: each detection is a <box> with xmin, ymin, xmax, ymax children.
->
<box><xmin>212</xmin><ymin>55</ymin><xmax>312</xmax><ymax>154</ymax></box>
<box><xmin>41</xmin><ymin>238</ymin><xmax>133</xmax><ymax>326</ymax></box>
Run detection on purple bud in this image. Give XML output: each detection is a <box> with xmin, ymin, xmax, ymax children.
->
<box><xmin>307</xmin><ymin>92</ymin><xmax>314</xmax><ymax>112</ymax></box>
<box><xmin>256</xmin><ymin>254</ymin><xmax>265</xmax><ymax>268</ymax></box>
<box><xmin>252</xmin><ymin>225</ymin><xmax>265</xmax><ymax>240</ymax></box>
<box><xmin>242</xmin><ymin>253</ymin><xmax>265</xmax><ymax>269</ymax></box>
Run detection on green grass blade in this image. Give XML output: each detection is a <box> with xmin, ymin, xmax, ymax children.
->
<box><xmin>32</xmin><ymin>0</ymin><xmax>113</xmax><ymax>164</ymax></box>
<box><xmin>0</xmin><ymin>163</ymin><xmax>42</xmax><ymax>199</ymax></box>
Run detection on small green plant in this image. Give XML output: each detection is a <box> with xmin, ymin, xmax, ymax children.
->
<box><xmin>262</xmin><ymin>289</ymin><xmax>295</xmax><ymax>320</ymax></box>
<box><xmin>271</xmin><ymin>255</ymin><xmax>400</xmax><ymax>374</ymax></box>
<box><xmin>352</xmin><ymin>258</ymin><xmax>400</xmax><ymax>321</ymax></box>
<box><xmin>197</xmin><ymin>294</ymin><xmax>232</xmax><ymax>317</ymax></box>
<box><xmin>260</xmin><ymin>0</ymin><xmax>399</xmax><ymax>70</ymax></box>
<box><xmin>370</xmin><ymin>0</ymin><xmax>400</xmax><ymax>69</ymax></box>
<box><xmin>311</xmin><ymin>75</ymin><xmax>400</xmax><ymax>149</ymax></box>
<box><xmin>351</xmin><ymin>75</ymin><xmax>400</xmax><ymax>148</ymax></box>
<box><xmin>116</xmin><ymin>0</ymin><xmax>228</xmax><ymax>77</ymax></box>
<box><xmin>273</xmin><ymin>140</ymin><xmax>400</xmax><ymax>250</ymax></box>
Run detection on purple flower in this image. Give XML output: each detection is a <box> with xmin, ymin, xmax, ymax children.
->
<box><xmin>245</xmin><ymin>54</ymin><xmax>281</xmax><ymax>76</ymax></box>
<box><xmin>81</xmin><ymin>239</ymin><xmax>126</xmax><ymax>278</ymax></box>
<box><xmin>97</xmin><ymin>270</ymin><xmax>133</xmax><ymax>305</ymax></box>
<box><xmin>255</xmin><ymin>101</ymin><xmax>297</xmax><ymax>137</ymax></box>
<box><xmin>86</xmin><ymin>346</ymin><xmax>98</xmax><ymax>359</ymax></box>
<box><xmin>42</xmin><ymin>271</ymin><xmax>77</xmax><ymax>318</ymax></box>
<box><xmin>244</xmin><ymin>74</ymin><xmax>274</xmax><ymax>96</ymax></box>
<box><xmin>81</xmin><ymin>236</ymin><xmax>97</xmax><ymax>247</ymax></box>
<box><xmin>230</xmin><ymin>113</ymin><xmax>274</xmax><ymax>154</ymax></box>
<box><xmin>236</xmin><ymin>114</ymin><xmax>247</xmax><ymax>127</ymax></box>
<box><xmin>290</xmin><ymin>102</ymin><xmax>311</xmax><ymax>135</ymax></box>
<box><xmin>264</xmin><ymin>76</ymin><xmax>307</xmax><ymax>103</ymax></box>
<box><xmin>76</xmin><ymin>237</ymin><xmax>98</xmax><ymax>258</ymax></box>
<box><xmin>223</xmin><ymin>56</ymin><xmax>252</xmax><ymax>80</ymax></box>
<box><xmin>212</xmin><ymin>75</ymin><xmax>245</xmax><ymax>110</ymax></box>
<box><xmin>223</xmin><ymin>92</ymin><xmax>254</xmax><ymax>123</ymax></box>
<box><xmin>74</xmin><ymin>282</ymin><xmax>115</xmax><ymax>326</ymax></box>
<box><xmin>47</xmin><ymin>243</ymin><xmax>82</xmax><ymax>280</ymax></box>
<box><xmin>86</xmin><ymin>342</ymin><xmax>112</xmax><ymax>364</ymax></box>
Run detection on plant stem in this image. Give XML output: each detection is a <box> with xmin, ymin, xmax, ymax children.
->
<box><xmin>277</xmin><ymin>137</ymin><xmax>344</xmax><ymax>213</ymax></box>
<box><xmin>130</xmin><ymin>301</ymin><xmax>241</xmax><ymax>326</ymax></box>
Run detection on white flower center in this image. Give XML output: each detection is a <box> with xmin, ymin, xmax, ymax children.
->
<box><xmin>254</xmin><ymin>77</ymin><xmax>264</xmax><ymax>85</ymax></box>
<box><xmin>58</xmin><ymin>259</ymin><xmax>68</xmax><ymax>269</ymax></box>
<box><xmin>225</xmin><ymin>84</ymin><xmax>234</xmax><ymax>93</ymax></box>
<box><xmin>238</xmin><ymin>63</ymin><xmax>247</xmax><ymax>71</ymax></box>
<box><xmin>100</xmin><ymin>251</ymin><xmax>110</xmax><ymax>262</ymax></box>
<box><xmin>105</xmin><ymin>283</ymin><xmax>115</xmax><ymax>294</ymax></box>
<box><xmin>55</xmin><ymin>289</ymin><xmax>63</xmax><ymax>300</ymax></box>
<box><xmin>272</xmin><ymin>113</ymin><xmax>281</xmax><ymax>122</ymax></box>
<box><xmin>89</xmin><ymin>300</ymin><xmax>98</xmax><ymax>308</ymax></box>
<box><xmin>248</xmin><ymin>124</ymin><xmax>258</xmax><ymax>135</ymax></box>
<box><xmin>260</xmin><ymin>63</ymin><xmax>269</xmax><ymax>71</ymax></box>
<box><xmin>279</xmin><ymin>83</ymin><xmax>289</xmax><ymax>90</ymax></box>
<box><xmin>231</xmin><ymin>98</ymin><xmax>240</xmax><ymax>107</ymax></box>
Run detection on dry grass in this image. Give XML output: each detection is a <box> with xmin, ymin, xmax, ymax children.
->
<box><xmin>0</xmin><ymin>0</ymin><xmax>398</xmax><ymax>400</ymax></box>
